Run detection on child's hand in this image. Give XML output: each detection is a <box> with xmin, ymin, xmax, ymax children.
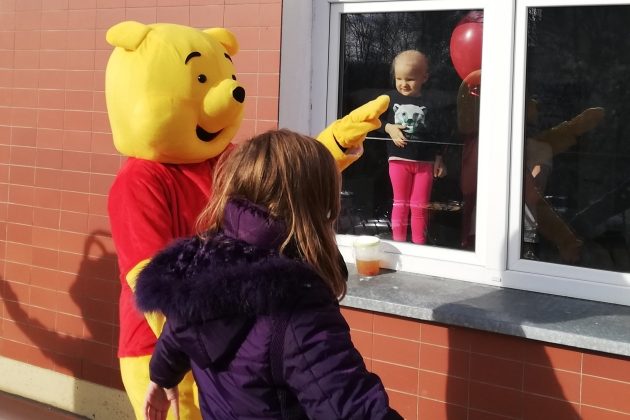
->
<box><xmin>434</xmin><ymin>156</ymin><xmax>447</xmax><ymax>178</ymax></box>
<box><xmin>385</xmin><ymin>123</ymin><xmax>408</xmax><ymax>148</ymax></box>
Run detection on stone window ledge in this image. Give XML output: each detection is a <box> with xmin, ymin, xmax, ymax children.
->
<box><xmin>341</xmin><ymin>266</ymin><xmax>630</xmax><ymax>357</ymax></box>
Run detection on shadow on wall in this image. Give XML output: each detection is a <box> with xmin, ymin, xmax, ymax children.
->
<box><xmin>0</xmin><ymin>230</ymin><xmax>126</xmax><ymax>418</ymax></box>
<box><xmin>431</xmin><ymin>284</ymin><xmax>630</xmax><ymax>419</ymax></box>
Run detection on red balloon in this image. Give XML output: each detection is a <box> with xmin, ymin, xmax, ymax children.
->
<box><xmin>450</xmin><ymin>12</ymin><xmax>484</xmax><ymax>80</ymax></box>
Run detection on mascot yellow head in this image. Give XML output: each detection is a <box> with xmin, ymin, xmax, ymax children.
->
<box><xmin>105</xmin><ymin>21</ymin><xmax>245</xmax><ymax>163</ymax></box>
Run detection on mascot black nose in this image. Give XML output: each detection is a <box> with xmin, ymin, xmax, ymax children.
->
<box><xmin>233</xmin><ymin>87</ymin><xmax>245</xmax><ymax>103</ymax></box>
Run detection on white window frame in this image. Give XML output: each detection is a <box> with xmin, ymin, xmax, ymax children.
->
<box><xmin>279</xmin><ymin>0</ymin><xmax>630</xmax><ymax>306</ymax></box>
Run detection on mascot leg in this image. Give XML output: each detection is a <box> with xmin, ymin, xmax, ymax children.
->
<box><xmin>120</xmin><ymin>356</ymin><xmax>201</xmax><ymax>420</ymax></box>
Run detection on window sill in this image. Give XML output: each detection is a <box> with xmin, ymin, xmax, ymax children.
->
<box><xmin>341</xmin><ymin>265</ymin><xmax>630</xmax><ymax>357</ymax></box>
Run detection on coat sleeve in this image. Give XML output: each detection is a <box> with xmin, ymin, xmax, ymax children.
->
<box><xmin>149</xmin><ymin>320</ymin><xmax>191</xmax><ymax>389</ymax></box>
<box><xmin>282</xmin><ymin>300</ymin><xmax>402</xmax><ymax>420</ymax></box>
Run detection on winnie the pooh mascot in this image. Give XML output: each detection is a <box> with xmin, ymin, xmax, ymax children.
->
<box><xmin>105</xmin><ymin>21</ymin><xmax>388</xmax><ymax>419</ymax></box>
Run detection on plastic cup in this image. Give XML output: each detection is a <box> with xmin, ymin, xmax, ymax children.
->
<box><xmin>353</xmin><ymin>236</ymin><xmax>381</xmax><ymax>277</ymax></box>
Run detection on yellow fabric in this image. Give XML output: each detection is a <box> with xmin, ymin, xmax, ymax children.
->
<box><xmin>317</xmin><ymin>95</ymin><xmax>390</xmax><ymax>171</ymax></box>
<box><xmin>120</xmin><ymin>356</ymin><xmax>201</xmax><ymax>420</ymax></box>
<box><xmin>126</xmin><ymin>258</ymin><xmax>165</xmax><ymax>337</ymax></box>
<box><xmin>105</xmin><ymin>21</ymin><xmax>244</xmax><ymax>164</ymax></box>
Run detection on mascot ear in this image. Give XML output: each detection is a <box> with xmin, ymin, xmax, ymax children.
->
<box><xmin>106</xmin><ymin>21</ymin><xmax>152</xmax><ymax>51</ymax></box>
<box><xmin>204</xmin><ymin>28</ymin><xmax>239</xmax><ymax>56</ymax></box>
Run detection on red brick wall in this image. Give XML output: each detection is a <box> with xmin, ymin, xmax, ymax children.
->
<box><xmin>0</xmin><ymin>0</ymin><xmax>281</xmax><ymax>390</ymax></box>
<box><xmin>342</xmin><ymin>307</ymin><xmax>630</xmax><ymax>420</ymax></box>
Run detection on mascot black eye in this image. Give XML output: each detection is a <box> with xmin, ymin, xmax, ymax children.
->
<box><xmin>197</xmin><ymin>74</ymin><xmax>207</xmax><ymax>83</ymax></box>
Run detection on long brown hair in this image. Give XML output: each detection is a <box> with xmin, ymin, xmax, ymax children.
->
<box><xmin>196</xmin><ymin>129</ymin><xmax>346</xmax><ymax>298</ymax></box>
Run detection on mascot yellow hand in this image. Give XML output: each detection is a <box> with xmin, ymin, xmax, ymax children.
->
<box><xmin>125</xmin><ymin>259</ymin><xmax>165</xmax><ymax>337</ymax></box>
<box><xmin>317</xmin><ymin>95</ymin><xmax>390</xmax><ymax>171</ymax></box>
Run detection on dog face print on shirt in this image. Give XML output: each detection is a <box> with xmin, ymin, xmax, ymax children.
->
<box><xmin>393</xmin><ymin>103</ymin><xmax>427</xmax><ymax>135</ymax></box>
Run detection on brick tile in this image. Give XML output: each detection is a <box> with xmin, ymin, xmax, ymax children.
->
<box><xmin>470</xmin><ymin>353</ymin><xmax>523</xmax><ymax>390</ymax></box>
<box><xmin>14</xmin><ymin>50</ymin><xmax>40</xmax><ymax>69</ymax></box>
<box><xmin>259</xmin><ymin>2</ymin><xmax>280</xmax><ymax>26</ymax></box>
<box><xmin>583</xmin><ymin>352</ymin><xmax>630</xmax><ymax>383</ymax></box>
<box><xmin>349</xmin><ymin>329</ymin><xmax>372</xmax><ymax>360</ymax></box>
<box><xmin>257</xmin><ymin>96</ymin><xmax>278</xmax><ymax>120</ymax></box>
<box><xmin>68</xmin><ymin>8</ymin><xmax>96</xmax><ymax>29</ymax></box>
<box><xmin>418</xmin><ymin>397</ymin><xmax>467</xmax><ymax>420</ymax></box>
<box><xmin>254</xmin><ymin>119</ymin><xmax>277</xmax><ymax>133</ymax></box>
<box><xmin>523</xmin><ymin>364</ymin><xmax>580</xmax><ymax>402</ymax></box>
<box><xmin>373</xmin><ymin>313</ymin><xmax>420</xmax><ymax>341</ymax></box>
<box><xmin>155</xmin><ymin>6</ymin><xmax>188</xmax><ymax>25</ymax></box>
<box><xmin>522</xmin><ymin>393</ymin><xmax>581</xmax><ymax>420</ymax></box>
<box><xmin>64</xmin><ymin>129</ymin><xmax>92</xmax><ymax>151</ymax></box>
<box><xmin>32</xmin><ymin>226</ymin><xmax>59</xmax><ymax>249</ymax></box>
<box><xmin>9</xmin><ymin>166</ymin><xmax>35</xmax><ymax>186</ymax></box>
<box><xmin>259</xmin><ymin>50</ymin><xmax>279</xmax><ymax>73</ymax></box>
<box><xmin>470</xmin><ymin>330</ymin><xmax>526</xmax><ymax>361</ymax></box>
<box><xmin>56</xmin><ymin>312</ymin><xmax>84</xmax><ymax>337</ymax></box>
<box><xmin>340</xmin><ymin>306</ymin><xmax>373</xmax><ymax>332</ymax></box>
<box><xmin>11</xmin><ymin>88</ymin><xmax>38</xmax><ymax>107</ymax></box>
<box><xmin>57</xmin><ymin>291</ymin><xmax>82</xmax><ymax>321</ymax></box>
<box><xmin>234</xmin><ymin>49</ymin><xmax>258</xmax><ymax>73</ymax></box>
<box><xmin>388</xmin><ymin>390</ymin><xmax>417</xmax><ymax>420</ymax></box>
<box><xmin>40</xmin><ymin>30</ymin><xmax>67</xmax><ymax>50</ymax></box>
<box><xmin>468</xmin><ymin>410</ymin><xmax>514</xmax><ymax>420</ymax></box>
<box><xmin>373</xmin><ymin>334</ymin><xmax>419</xmax><ymax>368</ymax></box>
<box><xmin>124</xmin><ymin>6</ymin><xmax>157</xmax><ymax>23</ymax></box>
<box><xmin>38</xmin><ymin>89</ymin><xmax>65</xmax><ymax>109</ymax></box>
<box><xmin>41</xmin><ymin>9</ymin><xmax>67</xmax><ymax>30</ymax></box>
<box><xmin>60</xmin><ymin>210</ymin><xmax>89</xmax><ymax>233</ymax></box>
<box><xmin>581</xmin><ymin>405</ymin><xmax>630</xmax><ymax>420</ymax></box>
<box><xmin>7</xmin><ymin>203</ymin><xmax>34</xmax><ymax>225</ymax></box>
<box><xmin>421</xmin><ymin>322</ymin><xmax>471</xmax><ymax>350</ymax></box>
<box><xmin>190</xmin><ymin>5</ymin><xmax>223</xmax><ymax>28</ymax></box>
<box><xmin>14</xmin><ymin>71</ymin><xmax>39</xmax><ymax>89</ymax></box>
<box><xmin>33</xmin><ymin>207</ymin><xmax>60</xmax><ymax>228</ymax></box>
<box><xmin>43</xmin><ymin>0</ymin><xmax>68</xmax><ymax>10</ymax></box>
<box><xmin>30</xmin><ymin>285</ymin><xmax>58</xmax><ymax>309</ymax></box>
<box><xmin>65</xmin><ymin>90</ymin><xmax>94</xmax><ymax>111</ymax></box>
<box><xmin>230</xmin><ymin>27</ymin><xmax>259</xmax><ymax>50</ymax></box>
<box><xmin>62</xmin><ymin>150</ymin><xmax>91</xmax><ymax>172</ymax></box>
<box><xmin>418</xmin><ymin>369</ymin><xmax>468</xmax><ymax>406</ymax></box>
<box><xmin>582</xmin><ymin>375</ymin><xmax>630</xmax><ymax>414</ymax></box>
<box><xmin>31</xmin><ymin>245</ymin><xmax>59</xmax><ymax>269</ymax></box>
<box><xmin>7</xmin><ymin>223</ymin><xmax>33</xmax><ymax>245</ymax></box>
<box><xmin>372</xmin><ymin>360</ymin><xmax>418</xmax><ymax>394</ymax></box>
<box><xmin>4</xmin><ymin>261</ymin><xmax>31</xmax><ymax>283</ymax></box>
<box><xmin>469</xmin><ymin>381</ymin><xmax>523</xmax><ymax>418</ymax></box>
<box><xmin>126</xmin><ymin>0</ymin><xmax>156</xmax><ymax>6</ymax></box>
<box><xmin>35</xmin><ymin>168</ymin><xmax>62</xmax><ymax>189</ymax></box>
<box><xmin>91</xmin><ymin>111</ymin><xmax>110</xmax><ymax>133</ymax></box>
<box><xmin>38</xmin><ymin>108</ymin><xmax>64</xmax><ymax>129</ymax></box>
<box><xmin>225</xmin><ymin>4</ymin><xmax>260</xmax><ymax>27</ymax></box>
<box><xmin>88</xmin><ymin>193</ymin><xmax>108</xmax><ymax>216</ymax></box>
<box><xmin>30</xmin><ymin>265</ymin><xmax>60</xmax><ymax>289</ymax></box>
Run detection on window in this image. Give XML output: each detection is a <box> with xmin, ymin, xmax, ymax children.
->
<box><xmin>279</xmin><ymin>0</ymin><xmax>630</xmax><ymax>306</ymax></box>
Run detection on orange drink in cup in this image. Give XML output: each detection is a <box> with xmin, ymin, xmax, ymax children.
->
<box><xmin>353</xmin><ymin>236</ymin><xmax>381</xmax><ymax>277</ymax></box>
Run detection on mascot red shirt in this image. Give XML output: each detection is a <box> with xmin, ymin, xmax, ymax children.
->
<box><xmin>105</xmin><ymin>20</ymin><xmax>388</xmax><ymax>420</ymax></box>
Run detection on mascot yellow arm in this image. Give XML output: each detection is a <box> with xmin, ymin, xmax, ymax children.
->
<box><xmin>126</xmin><ymin>259</ymin><xmax>166</xmax><ymax>337</ymax></box>
<box><xmin>317</xmin><ymin>95</ymin><xmax>390</xmax><ymax>171</ymax></box>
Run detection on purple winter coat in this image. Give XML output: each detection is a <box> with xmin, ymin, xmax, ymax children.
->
<box><xmin>135</xmin><ymin>198</ymin><xmax>402</xmax><ymax>420</ymax></box>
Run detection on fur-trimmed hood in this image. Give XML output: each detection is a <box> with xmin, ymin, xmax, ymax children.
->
<box><xmin>135</xmin><ymin>198</ymin><xmax>332</xmax><ymax>324</ymax></box>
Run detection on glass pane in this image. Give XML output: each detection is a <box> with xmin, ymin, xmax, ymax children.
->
<box><xmin>522</xmin><ymin>5</ymin><xmax>630</xmax><ymax>272</ymax></box>
<box><xmin>336</xmin><ymin>10</ymin><xmax>482</xmax><ymax>251</ymax></box>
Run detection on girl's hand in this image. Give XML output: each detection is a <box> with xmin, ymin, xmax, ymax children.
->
<box><xmin>385</xmin><ymin>123</ymin><xmax>408</xmax><ymax>148</ymax></box>
<box><xmin>434</xmin><ymin>156</ymin><xmax>447</xmax><ymax>178</ymax></box>
<box><xmin>144</xmin><ymin>381</ymin><xmax>180</xmax><ymax>420</ymax></box>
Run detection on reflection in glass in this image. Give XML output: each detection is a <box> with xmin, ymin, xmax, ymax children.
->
<box><xmin>336</xmin><ymin>10</ymin><xmax>482</xmax><ymax>251</ymax></box>
<box><xmin>522</xmin><ymin>6</ymin><xmax>630</xmax><ymax>272</ymax></box>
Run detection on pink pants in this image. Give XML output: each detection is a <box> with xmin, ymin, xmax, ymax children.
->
<box><xmin>389</xmin><ymin>159</ymin><xmax>434</xmax><ymax>244</ymax></box>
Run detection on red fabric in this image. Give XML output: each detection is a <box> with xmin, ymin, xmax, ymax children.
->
<box><xmin>108</xmin><ymin>157</ymin><xmax>218</xmax><ymax>357</ymax></box>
